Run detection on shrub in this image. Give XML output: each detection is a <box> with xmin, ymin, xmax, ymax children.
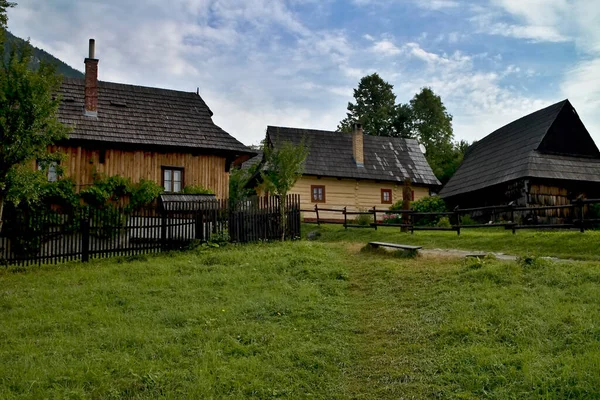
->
<box><xmin>353</xmin><ymin>210</ymin><xmax>373</xmax><ymax>226</ymax></box>
<box><xmin>182</xmin><ymin>185</ymin><xmax>214</xmax><ymax>195</ymax></box>
<box><xmin>129</xmin><ymin>179</ymin><xmax>163</xmax><ymax>211</ymax></box>
<box><xmin>382</xmin><ymin>212</ymin><xmax>402</xmax><ymax>224</ymax></box>
<box><xmin>410</xmin><ymin>196</ymin><xmax>447</xmax><ymax>226</ymax></box>
<box><xmin>436</xmin><ymin>216</ymin><xmax>451</xmax><ymax>228</ymax></box>
<box><xmin>460</xmin><ymin>215</ymin><xmax>477</xmax><ymax>226</ymax></box>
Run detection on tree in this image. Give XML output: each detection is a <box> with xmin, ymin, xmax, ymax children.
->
<box><xmin>0</xmin><ymin>1</ymin><xmax>69</xmax><ymax>224</ymax></box>
<box><xmin>338</xmin><ymin>73</ymin><xmax>400</xmax><ymax>136</ymax></box>
<box><xmin>408</xmin><ymin>87</ymin><xmax>455</xmax><ymax>180</ymax></box>
<box><xmin>436</xmin><ymin>139</ymin><xmax>471</xmax><ymax>185</ymax></box>
<box><xmin>261</xmin><ymin>137</ymin><xmax>308</xmax><ymax>240</ymax></box>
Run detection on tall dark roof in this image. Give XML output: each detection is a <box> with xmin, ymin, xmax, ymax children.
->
<box><xmin>266</xmin><ymin>126</ymin><xmax>440</xmax><ymax>186</ymax></box>
<box><xmin>57</xmin><ymin>78</ymin><xmax>253</xmax><ymax>157</ymax></box>
<box><xmin>440</xmin><ymin>100</ymin><xmax>600</xmax><ymax>198</ymax></box>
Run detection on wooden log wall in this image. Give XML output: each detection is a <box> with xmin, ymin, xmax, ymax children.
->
<box><xmin>289</xmin><ymin>175</ymin><xmax>430</xmax><ymax>221</ymax></box>
<box><xmin>47</xmin><ymin>145</ymin><xmax>230</xmax><ymax>198</ymax></box>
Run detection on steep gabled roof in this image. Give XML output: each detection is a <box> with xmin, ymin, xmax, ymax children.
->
<box><xmin>57</xmin><ymin>78</ymin><xmax>254</xmax><ymax>157</ymax></box>
<box><xmin>266</xmin><ymin>126</ymin><xmax>440</xmax><ymax>186</ymax></box>
<box><xmin>440</xmin><ymin>100</ymin><xmax>600</xmax><ymax>198</ymax></box>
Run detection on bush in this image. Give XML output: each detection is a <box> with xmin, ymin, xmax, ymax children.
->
<box><xmin>382</xmin><ymin>212</ymin><xmax>402</xmax><ymax>224</ymax></box>
<box><xmin>182</xmin><ymin>185</ymin><xmax>214</xmax><ymax>195</ymax></box>
<box><xmin>353</xmin><ymin>210</ymin><xmax>373</xmax><ymax>226</ymax></box>
<box><xmin>129</xmin><ymin>179</ymin><xmax>163</xmax><ymax>211</ymax></box>
<box><xmin>460</xmin><ymin>215</ymin><xmax>477</xmax><ymax>226</ymax></box>
<box><xmin>436</xmin><ymin>216</ymin><xmax>451</xmax><ymax>228</ymax></box>
<box><xmin>410</xmin><ymin>196</ymin><xmax>447</xmax><ymax>226</ymax></box>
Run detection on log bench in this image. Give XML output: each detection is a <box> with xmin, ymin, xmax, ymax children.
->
<box><xmin>368</xmin><ymin>242</ymin><xmax>422</xmax><ymax>251</ymax></box>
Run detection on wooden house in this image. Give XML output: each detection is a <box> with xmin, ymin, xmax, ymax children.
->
<box><xmin>440</xmin><ymin>100</ymin><xmax>600</xmax><ymax>208</ymax></box>
<box><xmin>48</xmin><ymin>39</ymin><xmax>254</xmax><ymax>198</ymax></box>
<box><xmin>247</xmin><ymin>124</ymin><xmax>440</xmax><ymax>221</ymax></box>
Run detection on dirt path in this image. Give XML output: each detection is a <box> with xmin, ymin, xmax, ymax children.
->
<box><xmin>421</xmin><ymin>248</ymin><xmax>517</xmax><ymax>260</ymax></box>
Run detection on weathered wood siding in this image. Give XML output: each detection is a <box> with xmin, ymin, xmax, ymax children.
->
<box><xmin>290</xmin><ymin>175</ymin><xmax>430</xmax><ymax>221</ymax></box>
<box><xmin>48</xmin><ymin>145</ymin><xmax>230</xmax><ymax>198</ymax></box>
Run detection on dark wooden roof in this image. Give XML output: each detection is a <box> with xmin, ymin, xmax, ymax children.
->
<box><xmin>241</xmin><ymin>150</ymin><xmax>263</xmax><ymax>171</ymax></box>
<box><xmin>266</xmin><ymin>126</ymin><xmax>440</xmax><ymax>186</ymax></box>
<box><xmin>440</xmin><ymin>100</ymin><xmax>600</xmax><ymax>198</ymax></box>
<box><xmin>57</xmin><ymin>78</ymin><xmax>254</xmax><ymax>157</ymax></box>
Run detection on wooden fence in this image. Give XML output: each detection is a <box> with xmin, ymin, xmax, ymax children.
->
<box><xmin>302</xmin><ymin>198</ymin><xmax>600</xmax><ymax>234</ymax></box>
<box><xmin>0</xmin><ymin>194</ymin><xmax>300</xmax><ymax>266</ymax></box>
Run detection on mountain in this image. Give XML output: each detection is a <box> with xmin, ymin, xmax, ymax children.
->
<box><xmin>4</xmin><ymin>31</ymin><xmax>84</xmax><ymax>78</ymax></box>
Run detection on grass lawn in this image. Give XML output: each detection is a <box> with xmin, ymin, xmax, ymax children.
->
<box><xmin>309</xmin><ymin>223</ymin><xmax>600</xmax><ymax>261</ymax></box>
<box><xmin>2</xmin><ymin>233</ymin><xmax>600</xmax><ymax>398</ymax></box>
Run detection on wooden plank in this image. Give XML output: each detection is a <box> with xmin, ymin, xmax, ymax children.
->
<box><xmin>369</xmin><ymin>242</ymin><xmax>422</xmax><ymax>250</ymax></box>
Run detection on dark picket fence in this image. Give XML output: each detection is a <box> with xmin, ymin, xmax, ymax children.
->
<box><xmin>302</xmin><ymin>198</ymin><xmax>600</xmax><ymax>234</ymax></box>
<box><xmin>0</xmin><ymin>194</ymin><xmax>301</xmax><ymax>266</ymax></box>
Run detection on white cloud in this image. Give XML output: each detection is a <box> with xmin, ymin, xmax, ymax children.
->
<box><xmin>417</xmin><ymin>0</ymin><xmax>460</xmax><ymax>10</ymax></box>
<box><xmin>372</xmin><ymin>39</ymin><xmax>401</xmax><ymax>56</ymax></box>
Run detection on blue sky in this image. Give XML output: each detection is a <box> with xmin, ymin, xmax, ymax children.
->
<box><xmin>7</xmin><ymin>0</ymin><xmax>600</xmax><ymax>146</ymax></box>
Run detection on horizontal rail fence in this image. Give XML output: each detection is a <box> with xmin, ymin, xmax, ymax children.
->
<box><xmin>0</xmin><ymin>195</ymin><xmax>300</xmax><ymax>266</ymax></box>
<box><xmin>302</xmin><ymin>199</ymin><xmax>600</xmax><ymax>234</ymax></box>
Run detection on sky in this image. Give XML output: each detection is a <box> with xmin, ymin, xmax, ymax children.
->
<box><xmin>6</xmin><ymin>0</ymin><xmax>600</xmax><ymax>146</ymax></box>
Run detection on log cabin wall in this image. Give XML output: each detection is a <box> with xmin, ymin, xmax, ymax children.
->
<box><xmin>289</xmin><ymin>175</ymin><xmax>430</xmax><ymax>221</ymax></box>
<box><xmin>49</xmin><ymin>145</ymin><xmax>230</xmax><ymax>198</ymax></box>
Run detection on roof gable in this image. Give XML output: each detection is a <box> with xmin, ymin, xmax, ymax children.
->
<box><xmin>57</xmin><ymin>78</ymin><xmax>253</xmax><ymax>156</ymax></box>
<box><xmin>266</xmin><ymin>126</ymin><xmax>440</xmax><ymax>186</ymax></box>
<box><xmin>440</xmin><ymin>100</ymin><xmax>600</xmax><ymax>198</ymax></box>
<box><xmin>537</xmin><ymin>101</ymin><xmax>600</xmax><ymax>157</ymax></box>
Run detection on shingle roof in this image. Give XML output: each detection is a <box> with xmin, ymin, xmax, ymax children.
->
<box><xmin>241</xmin><ymin>150</ymin><xmax>263</xmax><ymax>171</ymax></box>
<box><xmin>266</xmin><ymin>126</ymin><xmax>440</xmax><ymax>186</ymax></box>
<box><xmin>57</xmin><ymin>78</ymin><xmax>253</xmax><ymax>156</ymax></box>
<box><xmin>440</xmin><ymin>99</ymin><xmax>600</xmax><ymax>198</ymax></box>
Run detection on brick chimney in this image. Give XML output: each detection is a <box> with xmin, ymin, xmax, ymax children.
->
<box><xmin>352</xmin><ymin>123</ymin><xmax>364</xmax><ymax>167</ymax></box>
<box><xmin>84</xmin><ymin>39</ymin><xmax>98</xmax><ymax>117</ymax></box>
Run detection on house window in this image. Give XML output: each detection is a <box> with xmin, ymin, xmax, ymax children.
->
<box><xmin>311</xmin><ymin>185</ymin><xmax>325</xmax><ymax>203</ymax></box>
<box><xmin>162</xmin><ymin>167</ymin><xmax>184</xmax><ymax>193</ymax></box>
<box><xmin>411</xmin><ymin>190</ymin><xmax>415</xmax><ymax>201</ymax></box>
<box><xmin>38</xmin><ymin>161</ymin><xmax>58</xmax><ymax>182</ymax></box>
<box><xmin>99</xmin><ymin>149</ymin><xmax>106</xmax><ymax>164</ymax></box>
<box><xmin>381</xmin><ymin>189</ymin><xmax>392</xmax><ymax>204</ymax></box>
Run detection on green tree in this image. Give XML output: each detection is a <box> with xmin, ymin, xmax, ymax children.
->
<box><xmin>408</xmin><ymin>87</ymin><xmax>455</xmax><ymax>180</ymax></box>
<box><xmin>436</xmin><ymin>140</ymin><xmax>471</xmax><ymax>185</ymax></box>
<box><xmin>261</xmin><ymin>137</ymin><xmax>308</xmax><ymax>240</ymax></box>
<box><xmin>337</xmin><ymin>73</ymin><xmax>400</xmax><ymax>136</ymax></box>
<box><xmin>0</xmin><ymin>1</ymin><xmax>69</xmax><ymax>224</ymax></box>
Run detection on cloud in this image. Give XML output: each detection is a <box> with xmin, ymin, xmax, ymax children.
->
<box><xmin>417</xmin><ymin>0</ymin><xmax>460</xmax><ymax>10</ymax></box>
<box><xmin>6</xmin><ymin>0</ymin><xmax>600</xmax><ymax>148</ymax></box>
<box><xmin>371</xmin><ymin>39</ymin><xmax>401</xmax><ymax>56</ymax></box>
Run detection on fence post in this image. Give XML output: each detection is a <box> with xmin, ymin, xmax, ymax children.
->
<box><xmin>410</xmin><ymin>212</ymin><xmax>414</xmax><ymax>235</ymax></box>
<box><xmin>509</xmin><ymin>202</ymin><xmax>516</xmax><ymax>234</ymax></box>
<box><xmin>81</xmin><ymin>211</ymin><xmax>90</xmax><ymax>263</ymax></box>
<box><xmin>577</xmin><ymin>198</ymin><xmax>585</xmax><ymax>233</ymax></box>
<box><xmin>454</xmin><ymin>206</ymin><xmax>461</xmax><ymax>236</ymax></box>
<box><xmin>343</xmin><ymin>207</ymin><xmax>347</xmax><ymax>229</ymax></box>
<box><xmin>161</xmin><ymin>210</ymin><xmax>168</xmax><ymax>251</ymax></box>
<box><xmin>315</xmin><ymin>204</ymin><xmax>320</xmax><ymax>226</ymax></box>
<box><xmin>372</xmin><ymin>207</ymin><xmax>377</xmax><ymax>230</ymax></box>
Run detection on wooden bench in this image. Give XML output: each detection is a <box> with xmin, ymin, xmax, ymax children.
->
<box><xmin>369</xmin><ymin>242</ymin><xmax>422</xmax><ymax>251</ymax></box>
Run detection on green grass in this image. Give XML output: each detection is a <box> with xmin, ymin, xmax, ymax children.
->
<box><xmin>2</xmin><ymin>237</ymin><xmax>600</xmax><ymax>398</ymax></box>
<box><xmin>0</xmin><ymin>244</ymin><xmax>351</xmax><ymax>399</ymax></box>
<box><xmin>308</xmin><ymin>223</ymin><xmax>600</xmax><ymax>260</ymax></box>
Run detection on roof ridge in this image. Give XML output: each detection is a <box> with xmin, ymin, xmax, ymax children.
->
<box><xmin>468</xmin><ymin>99</ymin><xmax>568</xmax><ymax>153</ymax></box>
<box><xmin>62</xmin><ymin>77</ymin><xmax>199</xmax><ymax>96</ymax></box>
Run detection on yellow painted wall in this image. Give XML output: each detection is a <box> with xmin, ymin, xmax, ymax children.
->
<box><xmin>290</xmin><ymin>175</ymin><xmax>430</xmax><ymax>221</ymax></box>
